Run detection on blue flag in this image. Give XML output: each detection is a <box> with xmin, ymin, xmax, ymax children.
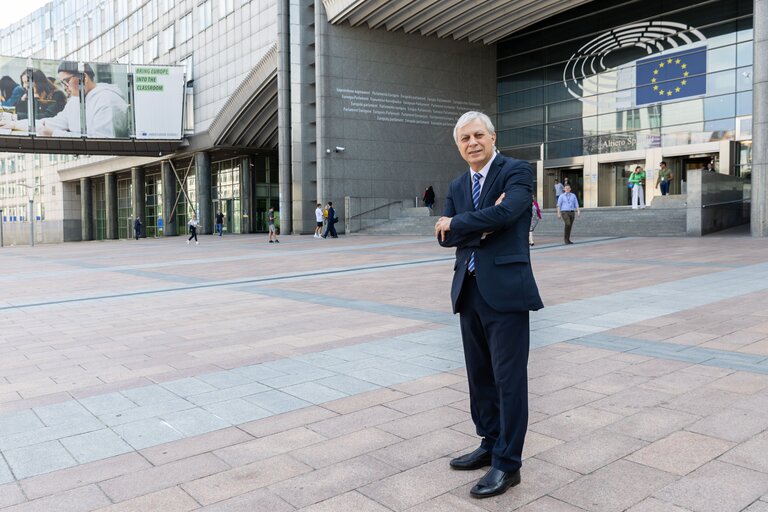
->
<box><xmin>636</xmin><ymin>47</ymin><xmax>706</xmax><ymax>106</ymax></box>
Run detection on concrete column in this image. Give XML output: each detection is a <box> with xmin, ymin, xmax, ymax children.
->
<box><xmin>80</xmin><ymin>177</ymin><xmax>93</xmax><ymax>241</ymax></box>
<box><xmin>241</xmin><ymin>156</ymin><xmax>252</xmax><ymax>233</ymax></box>
<box><xmin>131</xmin><ymin>167</ymin><xmax>145</xmax><ymax>238</ymax></box>
<box><xmin>195</xmin><ymin>151</ymin><xmax>212</xmax><ymax>234</ymax></box>
<box><xmin>105</xmin><ymin>172</ymin><xmax>118</xmax><ymax>239</ymax></box>
<box><xmin>752</xmin><ymin>0</ymin><xmax>768</xmax><ymax>236</ymax></box>
<box><xmin>161</xmin><ymin>161</ymin><xmax>177</xmax><ymax>237</ymax></box>
<box><xmin>288</xmin><ymin>0</ymin><xmax>317</xmax><ymax>234</ymax></box>
<box><xmin>277</xmin><ymin>0</ymin><xmax>292</xmax><ymax>233</ymax></box>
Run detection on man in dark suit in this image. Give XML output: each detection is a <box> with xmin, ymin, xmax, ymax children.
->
<box><xmin>435</xmin><ymin>111</ymin><xmax>543</xmax><ymax>499</ymax></box>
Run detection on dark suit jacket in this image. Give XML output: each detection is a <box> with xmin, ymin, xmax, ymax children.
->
<box><xmin>439</xmin><ymin>153</ymin><xmax>544</xmax><ymax>314</ymax></box>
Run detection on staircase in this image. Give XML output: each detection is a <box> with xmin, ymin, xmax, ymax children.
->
<box><xmin>357</xmin><ymin>204</ymin><xmax>688</xmax><ymax>237</ymax></box>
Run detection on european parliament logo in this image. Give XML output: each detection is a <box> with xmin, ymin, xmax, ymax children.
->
<box><xmin>636</xmin><ymin>47</ymin><xmax>706</xmax><ymax>106</ymax></box>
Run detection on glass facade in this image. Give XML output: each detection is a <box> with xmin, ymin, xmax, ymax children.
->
<box><xmin>144</xmin><ymin>171</ymin><xmax>162</xmax><ymax>238</ymax></box>
<box><xmin>212</xmin><ymin>157</ymin><xmax>242</xmax><ymax>234</ymax></box>
<box><xmin>496</xmin><ymin>0</ymin><xmax>753</xmax><ymax>163</ymax></box>
<box><xmin>117</xmin><ymin>175</ymin><xmax>132</xmax><ymax>239</ymax></box>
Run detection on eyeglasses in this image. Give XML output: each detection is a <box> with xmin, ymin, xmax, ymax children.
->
<box><xmin>61</xmin><ymin>75</ymin><xmax>77</xmax><ymax>86</ymax></box>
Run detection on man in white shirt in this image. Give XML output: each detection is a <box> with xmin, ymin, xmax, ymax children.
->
<box><xmin>314</xmin><ymin>203</ymin><xmax>324</xmax><ymax>238</ymax></box>
<box><xmin>0</xmin><ymin>61</ymin><xmax>129</xmax><ymax>138</ymax></box>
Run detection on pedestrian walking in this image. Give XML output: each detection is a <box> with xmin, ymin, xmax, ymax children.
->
<box><xmin>314</xmin><ymin>203</ymin><xmax>324</xmax><ymax>238</ymax></box>
<box><xmin>423</xmin><ymin>185</ymin><xmax>435</xmax><ymax>212</ymax></box>
<box><xmin>556</xmin><ymin>183</ymin><xmax>579</xmax><ymax>244</ymax></box>
<box><xmin>187</xmin><ymin>214</ymin><xmax>199</xmax><ymax>245</ymax></box>
<box><xmin>267</xmin><ymin>207</ymin><xmax>279</xmax><ymax>243</ymax></box>
<box><xmin>529</xmin><ymin>194</ymin><xmax>542</xmax><ymax>246</ymax></box>
<box><xmin>553</xmin><ymin>178</ymin><xmax>564</xmax><ymax>201</ymax></box>
<box><xmin>215</xmin><ymin>209</ymin><xmax>224</xmax><ymax>236</ymax></box>
<box><xmin>655</xmin><ymin>161</ymin><xmax>673</xmax><ymax>196</ymax></box>
<box><xmin>133</xmin><ymin>217</ymin><xmax>141</xmax><ymax>240</ymax></box>
<box><xmin>322</xmin><ymin>201</ymin><xmax>338</xmax><ymax>238</ymax></box>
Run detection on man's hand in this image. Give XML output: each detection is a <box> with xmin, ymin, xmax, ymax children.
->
<box><xmin>0</xmin><ymin>120</ymin><xmax>15</xmax><ymax>129</ymax></box>
<box><xmin>576</xmin><ymin>210</ymin><xmax>580</xmax><ymax>217</ymax></box>
<box><xmin>435</xmin><ymin>216</ymin><xmax>452</xmax><ymax>242</ymax></box>
<box><xmin>495</xmin><ymin>192</ymin><xmax>505</xmax><ymax>205</ymax></box>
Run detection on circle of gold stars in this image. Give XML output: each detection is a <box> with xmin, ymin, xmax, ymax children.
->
<box><xmin>651</xmin><ymin>57</ymin><xmax>689</xmax><ymax>97</ymax></box>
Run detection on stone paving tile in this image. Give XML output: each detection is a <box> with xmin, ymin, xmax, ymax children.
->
<box><xmin>213</xmin><ymin>427</ymin><xmax>326</xmax><ymax>467</ymax></box>
<box><xmin>530</xmin><ymin>405</ymin><xmax>624</xmax><ymax>442</ymax></box>
<box><xmin>59</xmin><ymin>428</ymin><xmax>134</xmax><ymax>464</ymax></box>
<box><xmin>99</xmin><ymin>452</ymin><xmax>230</xmax><ymax>503</ymax></box>
<box><xmin>370</xmin><ymin>428</ymin><xmax>476</xmax><ymax>471</ymax></box>
<box><xmin>182</xmin><ymin>453</ymin><xmax>310</xmax><ymax>506</ymax></box>
<box><xmin>195</xmin><ymin>488</ymin><xmax>294</xmax><ymax>512</ymax></box>
<box><xmin>139</xmin><ymin>426</ymin><xmax>253</xmax><ymax>466</ymax></box>
<box><xmin>0</xmin><ymin>410</ymin><xmax>44</xmax><ymax>437</ymax></box>
<box><xmin>322</xmin><ymin>388</ymin><xmax>409</xmax><ymax>415</ymax></box>
<box><xmin>376</xmin><ymin>405</ymin><xmax>468</xmax><ymax>440</ymax></box>
<box><xmin>626</xmin><ymin>497</ymin><xmax>695</xmax><ymax>511</ymax></box>
<box><xmin>654</xmin><ymin>460</ymin><xmax>768</xmax><ymax>512</ymax></box>
<box><xmin>686</xmin><ymin>406</ymin><xmax>768</xmax><ymax>443</ymax></box>
<box><xmin>3</xmin><ymin>439</ymin><xmax>78</xmax><ymax>480</ymax></box>
<box><xmin>297</xmin><ymin>490</ymin><xmax>393</xmax><ymax>512</ymax></box>
<box><xmin>160</xmin><ymin>407</ymin><xmax>232</xmax><ymax>437</ymax></box>
<box><xmin>514</xmin><ymin>496</ymin><xmax>586</xmax><ymax>511</ymax></box>
<box><xmin>627</xmin><ymin>431</ymin><xmax>734</xmax><ymax>476</ymax></box>
<box><xmin>0</xmin><ymin>485</ymin><xmax>111</xmax><ymax>512</ymax></box>
<box><xmin>200</xmin><ymin>398</ymin><xmax>272</xmax><ymax>425</ymax></box>
<box><xmin>308</xmin><ymin>405</ymin><xmax>406</xmax><ymax>438</ymax></box>
<box><xmin>530</xmin><ymin>387</ymin><xmax>606</xmax><ymax>416</ymax></box>
<box><xmin>401</xmin><ymin>493</ymin><xmax>489</xmax><ymax>511</ymax></box>
<box><xmin>359</xmin><ymin>458</ymin><xmax>480</xmax><ymax>511</ymax></box>
<box><xmin>719</xmin><ymin>430</ymin><xmax>768</xmax><ymax>473</ymax></box>
<box><xmin>291</xmin><ymin>427</ymin><xmax>400</xmax><ymax>469</ymax></box>
<box><xmin>110</xmin><ymin>417</ymin><xmax>186</xmax><ymax>450</ymax></box>
<box><xmin>33</xmin><ymin>401</ymin><xmax>97</xmax><ymax>427</ymax></box>
<box><xmin>91</xmin><ymin>487</ymin><xmax>199</xmax><ymax>512</ymax></box>
<box><xmin>589</xmin><ymin>387</ymin><xmax>676</xmax><ymax>416</ymax></box>
<box><xmin>661</xmin><ymin>387</ymin><xmax>746</xmax><ymax>417</ymax></box>
<box><xmin>552</xmin><ymin>459</ymin><xmax>678</xmax><ymax>512</ymax></box>
<box><xmin>605</xmin><ymin>407</ymin><xmax>700</xmax><ymax>442</ymax></box>
<box><xmin>536</xmin><ymin>428</ymin><xmax>647</xmax><ymax>474</ymax></box>
<box><xmin>238</xmin><ymin>405</ymin><xmax>338</xmax><ymax>438</ymax></box>
<box><xmin>0</xmin><ymin>482</ymin><xmax>26</xmax><ymax>508</ymax></box>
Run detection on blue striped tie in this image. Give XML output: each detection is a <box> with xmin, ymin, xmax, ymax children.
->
<box><xmin>467</xmin><ymin>173</ymin><xmax>482</xmax><ymax>274</ymax></box>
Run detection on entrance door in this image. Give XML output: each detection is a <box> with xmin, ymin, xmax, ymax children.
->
<box><xmin>545</xmin><ymin>167</ymin><xmax>584</xmax><ymax>208</ymax></box>
<box><xmin>214</xmin><ymin>199</ymin><xmax>233</xmax><ymax>234</ymax></box>
<box><xmin>665</xmin><ymin>154</ymin><xmax>716</xmax><ymax>195</ymax></box>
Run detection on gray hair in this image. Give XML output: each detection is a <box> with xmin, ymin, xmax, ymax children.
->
<box><xmin>453</xmin><ymin>111</ymin><xmax>495</xmax><ymax>144</ymax></box>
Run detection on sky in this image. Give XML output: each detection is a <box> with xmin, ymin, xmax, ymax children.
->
<box><xmin>1</xmin><ymin>0</ymin><xmax>51</xmax><ymax>30</ymax></box>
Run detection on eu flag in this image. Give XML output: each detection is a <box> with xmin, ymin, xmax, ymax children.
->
<box><xmin>636</xmin><ymin>47</ymin><xmax>706</xmax><ymax>106</ymax></box>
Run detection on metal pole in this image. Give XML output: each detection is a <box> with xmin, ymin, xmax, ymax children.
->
<box><xmin>29</xmin><ymin>199</ymin><xmax>34</xmax><ymax>247</ymax></box>
<box><xmin>0</xmin><ymin>208</ymin><xmax>4</xmax><ymax>247</ymax></box>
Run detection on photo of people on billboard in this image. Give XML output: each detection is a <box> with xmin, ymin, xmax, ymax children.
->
<box><xmin>0</xmin><ymin>56</ymin><xmax>33</xmax><ymax>135</ymax></box>
<box><xmin>0</xmin><ymin>59</ymin><xmax>131</xmax><ymax>139</ymax></box>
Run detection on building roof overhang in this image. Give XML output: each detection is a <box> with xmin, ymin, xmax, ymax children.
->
<box><xmin>322</xmin><ymin>0</ymin><xmax>594</xmax><ymax>44</ymax></box>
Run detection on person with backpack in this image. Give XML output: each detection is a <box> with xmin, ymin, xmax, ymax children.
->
<box><xmin>322</xmin><ymin>201</ymin><xmax>338</xmax><ymax>238</ymax></box>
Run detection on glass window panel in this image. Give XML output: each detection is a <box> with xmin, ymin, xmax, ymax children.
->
<box><xmin>736</xmin><ymin>90</ymin><xmax>752</xmax><ymax>116</ymax></box>
<box><xmin>708</xmin><ymin>45</ymin><xmax>736</xmax><ymax>73</ymax></box>
<box><xmin>497</xmin><ymin>126</ymin><xmax>543</xmax><ymax>147</ymax></box>
<box><xmin>736</xmin><ymin>66</ymin><xmax>752</xmax><ymax>92</ymax></box>
<box><xmin>737</xmin><ymin>41</ymin><xmax>752</xmax><ymax>67</ymax></box>
<box><xmin>661</xmin><ymin>99</ymin><xmax>703</xmax><ymax>127</ymax></box>
<box><xmin>547</xmin><ymin>100</ymin><xmax>583</xmax><ymax>122</ymax></box>
<box><xmin>499</xmin><ymin>107</ymin><xmax>544</xmax><ymax>130</ymax></box>
<box><xmin>704</xmin><ymin>94</ymin><xmax>735</xmax><ymax>120</ymax></box>
<box><xmin>706</xmin><ymin>69</ymin><xmax>736</xmax><ymax>95</ymax></box>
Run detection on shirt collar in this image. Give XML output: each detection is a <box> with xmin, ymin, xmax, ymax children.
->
<box><xmin>469</xmin><ymin>154</ymin><xmax>495</xmax><ymax>181</ymax></box>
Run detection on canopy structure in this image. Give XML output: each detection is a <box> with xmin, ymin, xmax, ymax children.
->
<box><xmin>322</xmin><ymin>0</ymin><xmax>594</xmax><ymax>44</ymax></box>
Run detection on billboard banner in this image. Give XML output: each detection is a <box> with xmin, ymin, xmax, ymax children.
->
<box><xmin>133</xmin><ymin>65</ymin><xmax>185</xmax><ymax>140</ymax></box>
<box><xmin>0</xmin><ymin>57</ymin><xmax>182</xmax><ymax>140</ymax></box>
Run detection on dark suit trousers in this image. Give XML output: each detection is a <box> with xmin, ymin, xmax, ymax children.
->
<box><xmin>561</xmin><ymin>211</ymin><xmax>575</xmax><ymax>242</ymax></box>
<box><xmin>458</xmin><ymin>275</ymin><xmax>530</xmax><ymax>473</ymax></box>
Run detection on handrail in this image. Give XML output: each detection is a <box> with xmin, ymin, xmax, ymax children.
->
<box><xmin>702</xmin><ymin>199</ymin><xmax>746</xmax><ymax>208</ymax></box>
<box><xmin>348</xmin><ymin>200</ymin><xmax>408</xmax><ymax>220</ymax></box>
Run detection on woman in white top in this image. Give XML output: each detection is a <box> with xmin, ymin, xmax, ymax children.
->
<box><xmin>187</xmin><ymin>214</ymin><xmax>199</xmax><ymax>245</ymax></box>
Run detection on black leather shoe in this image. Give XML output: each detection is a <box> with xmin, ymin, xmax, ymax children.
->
<box><xmin>449</xmin><ymin>447</ymin><xmax>492</xmax><ymax>470</ymax></box>
<box><xmin>470</xmin><ymin>468</ymin><xmax>521</xmax><ymax>498</ymax></box>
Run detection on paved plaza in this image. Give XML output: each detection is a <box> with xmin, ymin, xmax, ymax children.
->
<box><xmin>0</xmin><ymin>230</ymin><xmax>767</xmax><ymax>511</ymax></box>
